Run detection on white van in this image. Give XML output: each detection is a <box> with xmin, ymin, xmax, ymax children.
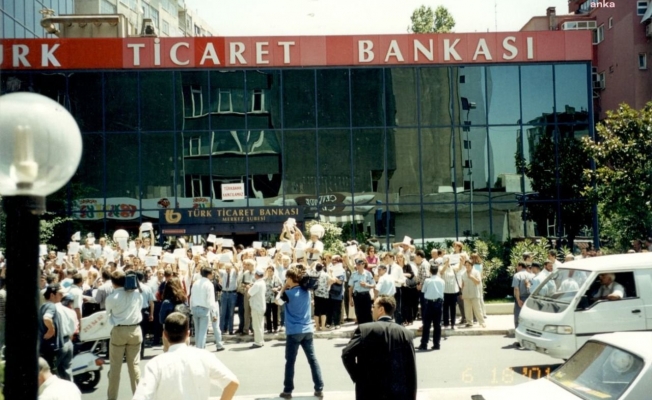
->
<box><xmin>516</xmin><ymin>253</ymin><xmax>652</xmax><ymax>360</ymax></box>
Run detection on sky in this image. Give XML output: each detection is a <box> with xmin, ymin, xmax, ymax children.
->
<box><xmin>184</xmin><ymin>0</ymin><xmax>571</xmax><ymax>36</ymax></box>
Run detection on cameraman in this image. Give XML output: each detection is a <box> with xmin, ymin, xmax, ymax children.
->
<box><xmin>277</xmin><ymin>266</ymin><xmax>324</xmax><ymax>399</ymax></box>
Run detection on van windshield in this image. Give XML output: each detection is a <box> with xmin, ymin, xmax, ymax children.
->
<box><xmin>526</xmin><ymin>268</ymin><xmax>590</xmax><ymax>312</ymax></box>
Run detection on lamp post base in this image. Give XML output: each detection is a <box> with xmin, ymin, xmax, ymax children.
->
<box><xmin>3</xmin><ymin>195</ymin><xmax>45</xmax><ymax>400</ymax></box>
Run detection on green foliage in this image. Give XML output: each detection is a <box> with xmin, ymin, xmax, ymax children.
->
<box><xmin>508</xmin><ymin>238</ymin><xmax>551</xmax><ymax>271</ymax></box>
<box><xmin>409</xmin><ymin>5</ymin><xmax>455</xmax><ymax>33</ymax></box>
<box><xmin>582</xmin><ymin>102</ymin><xmax>652</xmax><ymax>251</ymax></box>
<box><xmin>304</xmin><ymin>220</ymin><xmax>346</xmax><ymax>256</ymax></box>
<box><xmin>339</xmin><ymin>223</ymin><xmax>370</xmax><ymax>247</ymax></box>
<box><xmin>40</xmin><ymin>213</ymin><xmax>72</xmax><ymax>246</ymax></box>
<box><xmin>517</xmin><ymin>130</ymin><xmax>592</xmax><ymax>246</ymax></box>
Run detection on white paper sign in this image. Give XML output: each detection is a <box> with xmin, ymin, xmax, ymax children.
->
<box><xmin>281</xmin><ymin>242</ymin><xmax>292</xmax><ymax>254</ymax></box>
<box><xmin>178</xmin><ymin>257</ymin><xmax>190</xmax><ymax>271</ymax></box>
<box><xmin>57</xmin><ymin>252</ymin><xmax>66</xmax><ymax>265</ymax></box>
<box><xmin>71</xmin><ymin>232</ymin><xmax>81</xmax><ymax>241</ymax></box>
<box><xmin>68</xmin><ymin>242</ymin><xmax>80</xmax><ymax>255</ymax></box>
<box><xmin>40</xmin><ymin>245</ymin><xmax>48</xmax><ymax>257</ymax></box>
<box><xmin>222</xmin><ymin>239</ymin><xmax>234</xmax><ymax>248</ymax></box>
<box><xmin>402</xmin><ymin>236</ymin><xmax>412</xmax><ymax>245</ymax></box>
<box><xmin>118</xmin><ymin>238</ymin><xmax>128</xmax><ymax>250</ymax></box>
<box><xmin>192</xmin><ymin>245</ymin><xmax>204</xmax><ymax>256</ymax></box>
<box><xmin>162</xmin><ymin>253</ymin><xmax>176</xmax><ymax>264</ymax></box>
<box><xmin>173</xmin><ymin>249</ymin><xmax>187</xmax><ymax>259</ymax></box>
<box><xmin>256</xmin><ymin>256</ymin><xmax>271</xmax><ymax>268</ymax></box>
<box><xmin>346</xmin><ymin>245</ymin><xmax>358</xmax><ymax>257</ymax></box>
<box><xmin>215</xmin><ymin>237</ymin><xmax>223</xmax><ymax>245</ymax></box>
<box><xmin>105</xmin><ymin>252</ymin><xmax>115</xmax><ymax>263</ymax></box>
<box><xmin>150</xmin><ymin>246</ymin><xmax>162</xmax><ymax>256</ymax></box>
<box><xmin>138</xmin><ymin>248</ymin><xmax>148</xmax><ymax>260</ymax></box>
<box><xmin>276</xmin><ymin>242</ymin><xmax>283</xmax><ymax>250</ymax></box>
<box><xmin>145</xmin><ymin>256</ymin><xmax>159</xmax><ymax>267</ymax></box>
<box><xmin>221</xmin><ymin>183</ymin><xmax>245</xmax><ymax>200</ymax></box>
<box><xmin>207</xmin><ymin>234</ymin><xmax>217</xmax><ymax>243</ymax></box>
<box><xmin>207</xmin><ymin>252</ymin><xmax>218</xmax><ymax>263</ymax></box>
<box><xmin>252</xmin><ymin>241</ymin><xmax>262</xmax><ymax>249</ymax></box>
<box><xmin>129</xmin><ymin>241</ymin><xmax>136</xmax><ymax>250</ymax></box>
<box><xmin>219</xmin><ymin>253</ymin><xmax>232</xmax><ymax>263</ymax></box>
<box><xmin>268</xmin><ymin>248</ymin><xmax>276</xmax><ymax>257</ymax></box>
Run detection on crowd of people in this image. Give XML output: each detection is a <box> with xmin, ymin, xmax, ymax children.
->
<box><xmin>4</xmin><ymin>220</ymin><xmax>649</xmax><ymax>400</ymax></box>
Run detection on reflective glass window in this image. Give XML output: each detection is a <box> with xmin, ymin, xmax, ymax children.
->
<box><xmin>284</xmin><ymin>130</ymin><xmax>317</xmax><ymax>196</ymax></box>
<box><xmin>521</xmin><ymin>65</ymin><xmax>554</xmax><ymax>124</ymax></box>
<box><xmin>210</xmin><ymin>70</ymin><xmax>246</xmax><ymax>130</ymax></box>
<box><xmin>141</xmin><ymin>132</ymin><xmax>177</xmax><ymax>201</ymax></box>
<box><xmin>453</xmin><ymin>66</ymin><xmax>487</xmax><ymax>126</ymax></box>
<box><xmin>140</xmin><ymin>72</ymin><xmax>175</xmax><ymax>132</ymax></box>
<box><xmin>385</xmin><ymin>68</ymin><xmax>417</xmax><ymax>127</ymax></box>
<box><xmin>105</xmin><ymin>133</ymin><xmax>139</xmax><ymax>198</ymax></box>
<box><xmin>351</xmin><ymin>68</ymin><xmax>384</xmax><ymax>127</ymax></box>
<box><xmin>386</xmin><ymin>128</ymin><xmax>420</xmax><ymax>203</ymax></box>
<box><xmin>104</xmin><ymin>72</ymin><xmax>138</xmax><ymax>132</ymax></box>
<box><xmin>317</xmin><ymin>69</ymin><xmax>350</xmax><ymax>128</ymax></box>
<box><xmin>555</xmin><ymin>64</ymin><xmax>590</xmax><ymax>116</ymax></box>
<box><xmin>488</xmin><ymin>126</ymin><xmax>524</xmax><ymax>198</ymax></box>
<box><xmin>72</xmin><ymin>133</ymin><xmax>104</xmax><ymax>201</ymax></box>
<box><xmin>282</xmin><ymin>70</ymin><xmax>315</xmax><ymax>128</ymax></box>
<box><xmin>69</xmin><ymin>72</ymin><xmax>103</xmax><ymax>132</ymax></box>
<box><xmin>487</xmin><ymin>66</ymin><xmax>520</xmax><ymax>125</ymax></box>
<box><xmin>178</xmin><ymin>71</ymin><xmax>209</xmax><ymax>132</ymax></box>
<box><xmin>317</xmin><ymin>129</ymin><xmax>351</xmax><ymax>196</ymax></box>
<box><xmin>421</xmin><ymin>127</ymin><xmax>456</xmax><ymax>200</ymax></box>
<box><xmin>419</xmin><ymin>67</ymin><xmax>451</xmax><ymax>126</ymax></box>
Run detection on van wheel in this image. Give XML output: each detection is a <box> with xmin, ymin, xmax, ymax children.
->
<box><xmin>74</xmin><ymin>370</ymin><xmax>101</xmax><ymax>390</ymax></box>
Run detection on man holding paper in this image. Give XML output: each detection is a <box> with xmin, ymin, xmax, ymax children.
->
<box><xmin>190</xmin><ymin>267</ymin><xmax>218</xmax><ymax>349</ymax></box>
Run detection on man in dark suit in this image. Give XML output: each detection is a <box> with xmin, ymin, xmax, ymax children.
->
<box><xmin>341</xmin><ymin>295</ymin><xmax>417</xmax><ymax>400</ymax></box>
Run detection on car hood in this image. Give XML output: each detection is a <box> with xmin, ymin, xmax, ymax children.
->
<box><xmin>477</xmin><ymin>378</ymin><xmax>579</xmax><ymax>400</ymax></box>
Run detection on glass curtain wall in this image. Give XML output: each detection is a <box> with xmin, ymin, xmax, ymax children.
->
<box><xmin>0</xmin><ymin>63</ymin><xmax>593</xmax><ymax>246</ymax></box>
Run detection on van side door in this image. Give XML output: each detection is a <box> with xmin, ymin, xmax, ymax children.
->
<box><xmin>574</xmin><ymin>271</ymin><xmax>646</xmax><ymax>349</ymax></box>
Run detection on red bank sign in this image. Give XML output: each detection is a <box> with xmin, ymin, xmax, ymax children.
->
<box><xmin>0</xmin><ymin>31</ymin><xmax>592</xmax><ymax>70</ymax></box>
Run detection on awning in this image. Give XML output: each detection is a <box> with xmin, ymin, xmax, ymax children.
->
<box><xmin>319</xmin><ymin>214</ymin><xmax>366</xmax><ymax>224</ymax></box>
<box><xmin>642</xmin><ymin>4</ymin><xmax>652</xmax><ymax>23</ymax></box>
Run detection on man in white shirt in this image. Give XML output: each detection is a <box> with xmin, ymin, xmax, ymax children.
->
<box><xmin>547</xmin><ymin>250</ymin><xmax>562</xmax><ymax>273</ymax></box>
<box><xmin>106</xmin><ymin>270</ymin><xmax>144</xmax><ymax>400</ymax></box>
<box><xmin>375</xmin><ymin>265</ymin><xmax>396</xmax><ymax>297</ymax></box>
<box><xmin>248</xmin><ymin>268</ymin><xmax>266</xmax><ymax>348</ymax></box>
<box><xmin>593</xmin><ymin>273</ymin><xmax>626</xmax><ymax>301</ymax></box>
<box><xmin>133</xmin><ymin>312</ymin><xmax>239</xmax><ymax>400</ymax></box>
<box><xmin>57</xmin><ymin>294</ymin><xmax>79</xmax><ymax>339</ymax></box>
<box><xmin>38</xmin><ymin>357</ymin><xmax>81</xmax><ymax>400</ymax></box>
<box><xmin>68</xmin><ymin>274</ymin><xmax>84</xmax><ymax>322</ymax></box>
<box><xmin>190</xmin><ymin>266</ymin><xmax>218</xmax><ymax>349</ymax></box>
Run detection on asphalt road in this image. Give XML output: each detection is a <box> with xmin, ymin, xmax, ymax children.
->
<box><xmin>81</xmin><ymin>334</ymin><xmax>561</xmax><ymax>399</ymax></box>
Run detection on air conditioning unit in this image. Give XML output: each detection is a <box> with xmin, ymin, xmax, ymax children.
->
<box><xmin>593</xmin><ymin>80</ymin><xmax>605</xmax><ymax>90</ymax></box>
<box><xmin>646</xmin><ymin>23</ymin><xmax>652</xmax><ymax>38</ymax></box>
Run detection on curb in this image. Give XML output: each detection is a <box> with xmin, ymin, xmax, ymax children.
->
<box><xmin>201</xmin><ymin>326</ymin><xmax>515</xmax><ymax>344</ymax></box>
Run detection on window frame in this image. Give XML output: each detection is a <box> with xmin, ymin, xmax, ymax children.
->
<box><xmin>217</xmin><ymin>89</ymin><xmax>233</xmax><ymax>113</ymax></box>
<box><xmin>188</xmin><ymin>136</ymin><xmax>201</xmax><ymax>156</ymax></box>
<box><xmin>608</xmin><ymin>17</ymin><xmax>613</xmax><ymax>29</ymax></box>
<box><xmin>190</xmin><ymin>86</ymin><xmax>203</xmax><ymax>117</ymax></box>
<box><xmin>593</xmin><ymin>24</ymin><xmax>605</xmax><ymax>44</ymax></box>
<box><xmin>637</xmin><ymin>1</ymin><xmax>648</xmax><ymax>16</ymax></box>
<box><xmin>639</xmin><ymin>53</ymin><xmax>648</xmax><ymax>70</ymax></box>
<box><xmin>251</xmin><ymin>89</ymin><xmax>265</xmax><ymax>113</ymax></box>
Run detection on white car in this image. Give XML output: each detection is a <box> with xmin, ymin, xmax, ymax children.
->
<box><xmin>474</xmin><ymin>332</ymin><xmax>652</xmax><ymax>400</ymax></box>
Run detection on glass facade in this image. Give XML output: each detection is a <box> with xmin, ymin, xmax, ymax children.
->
<box><xmin>1</xmin><ymin>0</ymin><xmax>75</xmax><ymax>39</ymax></box>
<box><xmin>0</xmin><ymin>63</ymin><xmax>594</xmax><ymax>245</ymax></box>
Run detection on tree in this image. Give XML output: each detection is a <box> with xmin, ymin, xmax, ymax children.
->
<box><xmin>582</xmin><ymin>102</ymin><xmax>652</xmax><ymax>251</ymax></box>
<box><xmin>409</xmin><ymin>5</ymin><xmax>455</xmax><ymax>33</ymax></box>
<box><xmin>516</xmin><ymin>127</ymin><xmax>593</xmax><ymax>250</ymax></box>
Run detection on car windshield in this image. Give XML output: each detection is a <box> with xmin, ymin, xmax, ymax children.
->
<box><xmin>530</xmin><ymin>268</ymin><xmax>590</xmax><ymax>304</ymax></box>
<box><xmin>550</xmin><ymin>341</ymin><xmax>644</xmax><ymax>400</ymax></box>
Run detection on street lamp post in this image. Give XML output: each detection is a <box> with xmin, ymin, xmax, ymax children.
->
<box><xmin>0</xmin><ymin>92</ymin><xmax>82</xmax><ymax>399</ymax></box>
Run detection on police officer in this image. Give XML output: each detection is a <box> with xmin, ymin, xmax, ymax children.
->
<box><xmin>348</xmin><ymin>259</ymin><xmax>375</xmax><ymax>324</ymax></box>
<box><xmin>418</xmin><ymin>264</ymin><xmax>445</xmax><ymax>350</ymax></box>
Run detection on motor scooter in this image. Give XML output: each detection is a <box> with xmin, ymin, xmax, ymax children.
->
<box><xmin>72</xmin><ymin>311</ymin><xmax>111</xmax><ymax>390</ymax></box>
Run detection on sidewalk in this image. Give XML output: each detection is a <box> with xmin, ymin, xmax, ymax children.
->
<box><xmin>219</xmin><ymin>386</ymin><xmax>496</xmax><ymax>400</ymax></box>
<box><xmin>205</xmin><ymin>308</ymin><xmax>515</xmax><ymax>344</ymax></box>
